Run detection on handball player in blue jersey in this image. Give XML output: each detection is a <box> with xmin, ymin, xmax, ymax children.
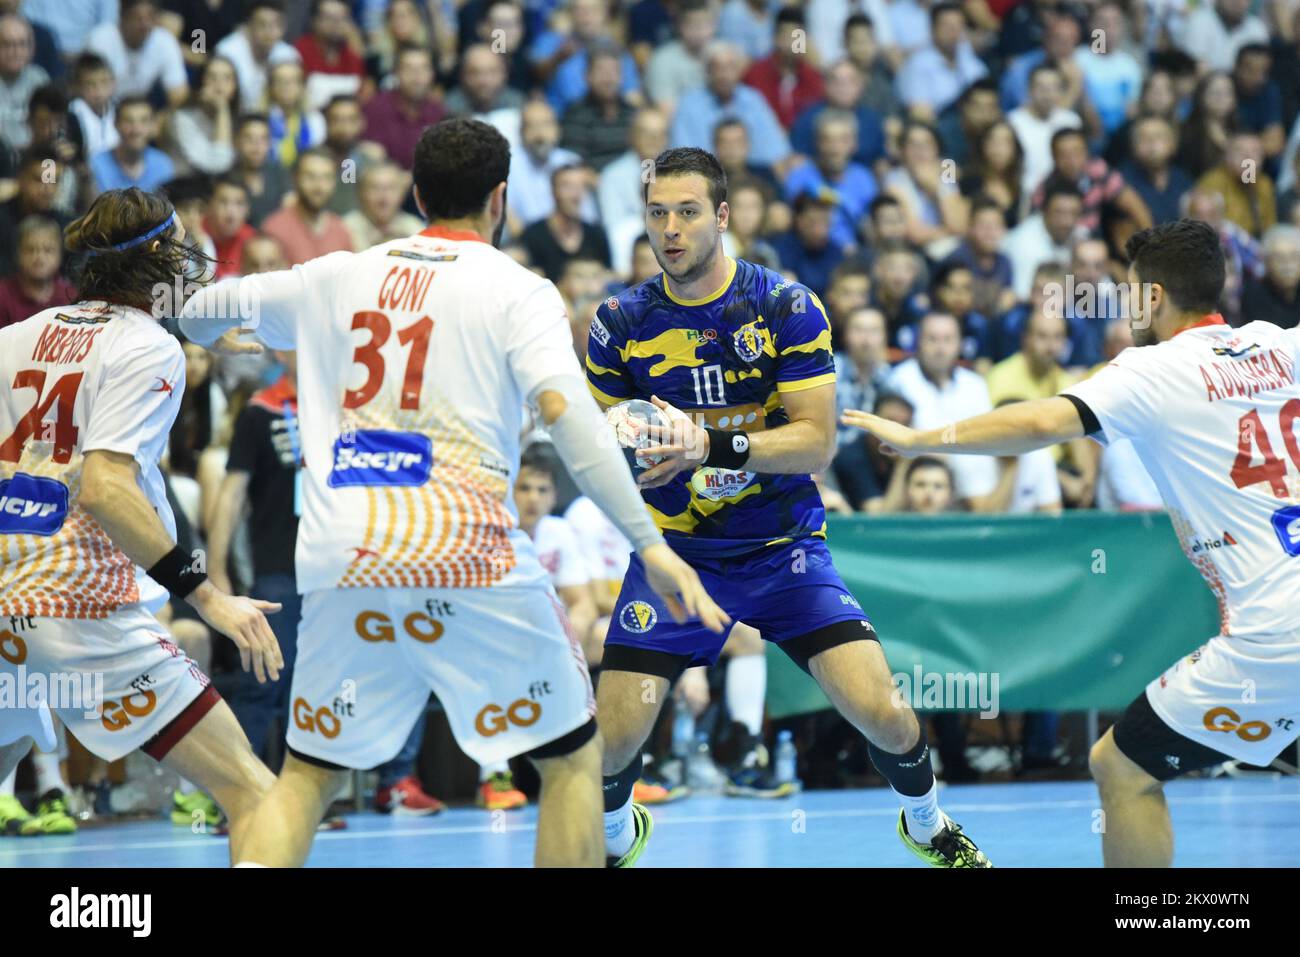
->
<box><xmin>588</xmin><ymin>148</ymin><xmax>991</xmax><ymax>868</ymax></box>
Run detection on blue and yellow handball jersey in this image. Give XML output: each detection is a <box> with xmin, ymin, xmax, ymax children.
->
<box><xmin>585</xmin><ymin>256</ymin><xmax>836</xmax><ymax>559</ymax></box>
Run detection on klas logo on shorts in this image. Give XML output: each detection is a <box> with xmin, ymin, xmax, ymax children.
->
<box><xmin>328</xmin><ymin>430</ymin><xmax>432</xmax><ymax>487</ymax></box>
<box><xmin>0</xmin><ymin>473</ymin><xmax>68</xmax><ymax>536</ymax></box>
<box><xmin>618</xmin><ymin>600</ymin><xmax>657</xmax><ymax>634</ymax></box>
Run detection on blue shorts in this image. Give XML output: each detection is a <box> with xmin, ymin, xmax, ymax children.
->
<box><xmin>605</xmin><ymin>536</ymin><xmax>872</xmax><ymax>669</ymax></box>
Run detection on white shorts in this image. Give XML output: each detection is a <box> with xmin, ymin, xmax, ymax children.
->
<box><xmin>286</xmin><ymin>585</ymin><xmax>596</xmax><ymax>770</ymax></box>
<box><xmin>0</xmin><ymin>605</ymin><xmax>215</xmax><ymax>763</ymax></box>
<box><xmin>1146</xmin><ymin>631</ymin><xmax>1300</xmax><ymax>765</ymax></box>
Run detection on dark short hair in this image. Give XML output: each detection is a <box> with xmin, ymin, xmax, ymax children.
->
<box><xmin>550</xmin><ymin>162</ymin><xmax>585</xmax><ymax>190</ymax></box>
<box><xmin>1124</xmin><ymin>218</ymin><xmax>1225</xmax><ymax>314</ymax></box>
<box><xmin>72</xmin><ymin>52</ymin><xmax>111</xmax><ymax>80</ymax></box>
<box><xmin>164</xmin><ymin>173</ymin><xmax>214</xmax><ymax>207</ymax></box>
<box><xmin>645</xmin><ymin>147</ymin><xmax>727</xmax><ymax>210</ymax></box>
<box><xmin>1050</xmin><ymin>126</ymin><xmax>1087</xmax><ymax>154</ymax></box>
<box><xmin>324</xmin><ymin>93</ymin><xmax>361</xmax><ymax>115</ymax></box>
<box><xmin>212</xmin><ymin>174</ymin><xmax>250</xmax><ymax>199</ymax></box>
<box><xmin>412</xmin><ymin>117</ymin><xmax>511</xmax><ymax>220</ymax></box>
<box><xmin>16</xmin><ymin>144</ymin><xmax>59</xmax><ymax>174</ymax></box>
<box><xmin>869</xmin><ymin>193</ymin><xmax>902</xmax><ymax>218</ymax></box>
<box><xmin>1028</xmin><ymin>62</ymin><xmax>1063</xmax><ymax>85</ymax></box>
<box><xmin>1041</xmin><ymin>174</ymin><xmax>1083</xmax><ymax>208</ymax></box>
<box><xmin>293</xmin><ymin>146</ymin><xmax>334</xmax><ymax>175</ymax></box>
<box><xmin>712</xmin><ymin>116</ymin><xmax>747</xmax><ymax>141</ymax></box>
<box><xmin>116</xmin><ymin>95</ymin><xmax>153</xmax><ymax>117</ymax></box>
<box><xmin>930</xmin><ymin>260</ymin><xmax>971</xmax><ymax>295</ymax></box>
<box><xmin>959</xmin><ymin>78</ymin><xmax>998</xmax><ymax>107</ymax></box>
<box><xmin>1235</xmin><ymin>43</ymin><xmax>1271</xmax><ymax>66</ymax></box>
<box><xmin>248</xmin><ymin>0</ymin><xmax>285</xmax><ymax>16</ymax></box>
<box><xmin>28</xmin><ymin>84</ymin><xmax>68</xmax><ymax>115</ymax></box>
<box><xmin>906</xmin><ymin>455</ymin><xmax>954</xmax><ymax>482</ymax></box>
<box><xmin>775</xmin><ymin>7</ymin><xmax>806</xmax><ymax>29</ymax></box>
<box><xmin>968</xmin><ymin>195</ymin><xmax>1007</xmax><ymax>222</ymax></box>
<box><xmin>874</xmin><ymin>390</ymin><xmax>913</xmax><ymax>415</ymax></box>
<box><xmin>929</xmin><ymin>1</ymin><xmax>965</xmax><ymax>28</ymax></box>
<box><xmin>519</xmin><ymin>442</ymin><xmax>562</xmax><ymax>485</ymax></box>
<box><xmin>844</xmin><ymin>12</ymin><xmax>874</xmax><ymax>35</ymax></box>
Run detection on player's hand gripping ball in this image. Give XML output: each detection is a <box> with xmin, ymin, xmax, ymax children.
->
<box><xmin>605</xmin><ymin>399</ymin><xmax>671</xmax><ymax>477</ymax></box>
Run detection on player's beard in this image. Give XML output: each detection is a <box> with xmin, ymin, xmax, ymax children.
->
<box><xmin>660</xmin><ymin>233</ymin><xmax>720</xmax><ymax>287</ymax></box>
<box><xmin>490</xmin><ymin>186</ymin><xmax>508</xmax><ymax>248</ymax></box>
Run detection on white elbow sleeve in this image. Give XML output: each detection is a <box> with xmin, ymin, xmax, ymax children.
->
<box><xmin>535</xmin><ymin>375</ymin><xmax>664</xmax><ymax>554</ymax></box>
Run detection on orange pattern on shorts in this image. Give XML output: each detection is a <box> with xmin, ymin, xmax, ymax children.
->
<box><xmin>0</xmin><ymin>455</ymin><xmax>139</xmax><ymax>619</ymax></box>
<box><xmin>337</xmin><ymin>390</ymin><xmax>517</xmax><ymax>589</ymax></box>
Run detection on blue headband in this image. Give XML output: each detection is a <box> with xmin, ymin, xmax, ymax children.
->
<box><xmin>109</xmin><ymin>211</ymin><xmax>179</xmax><ymax>251</ymax></box>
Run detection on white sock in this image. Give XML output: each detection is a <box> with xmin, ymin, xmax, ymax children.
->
<box><xmin>726</xmin><ymin>654</ymin><xmax>766</xmax><ymax>736</ymax></box>
<box><xmin>233</xmin><ymin>862</ymin><xmax>268</xmax><ymax>868</ymax></box>
<box><xmin>897</xmin><ymin>778</ymin><xmax>945</xmax><ymax>844</ymax></box>
<box><xmin>479</xmin><ymin>761</ymin><xmax>509</xmax><ymax>782</ymax></box>
<box><xmin>178</xmin><ymin>777</ymin><xmax>198</xmax><ymax>796</ymax></box>
<box><xmin>33</xmin><ymin>749</ymin><xmax>68</xmax><ymax>796</ymax></box>
<box><xmin>604</xmin><ymin>793</ymin><xmax>635</xmax><ymax>858</ymax></box>
<box><xmin>1</xmin><ymin>768</ymin><xmax>15</xmax><ymax>797</ymax></box>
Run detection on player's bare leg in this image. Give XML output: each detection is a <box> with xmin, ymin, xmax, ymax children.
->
<box><xmin>808</xmin><ymin>638</ymin><xmax>990</xmax><ymax>867</ymax></box>
<box><xmin>597</xmin><ymin>669</ymin><xmax>671</xmax><ymax>865</ymax></box>
<box><xmin>531</xmin><ymin>732</ymin><xmax>604</xmax><ymax>867</ymax></box>
<box><xmin>160</xmin><ymin>699</ymin><xmax>277</xmax><ymax>865</ymax></box>
<box><xmin>1089</xmin><ymin>729</ymin><xmax>1173</xmax><ymax>867</ymax></box>
<box><xmin>234</xmin><ymin>754</ymin><xmax>349</xmax><ymax>867</ymax></box>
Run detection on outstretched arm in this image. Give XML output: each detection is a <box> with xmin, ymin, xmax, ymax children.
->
<box><xmin>840</xmin><ymin>396</ymin><xmax>1088</xmax><ymax>458</ymax></box>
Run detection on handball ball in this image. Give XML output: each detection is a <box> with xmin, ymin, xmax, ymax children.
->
<box><xmin>605</xmin><ymin>399</ymin><xmax>670</xmax><ymax>476</ymax></box>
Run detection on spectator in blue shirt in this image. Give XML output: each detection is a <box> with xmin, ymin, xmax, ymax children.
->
<box><xmin>935</xmin><ymin>79</ymin><xmax>1002</xmax><ymax>171</ymax></box>
<box><xmin>1118</xmin><ymin>115</ymin><xmax>1194</xmax><ymax>226</ymax></box>
<box><xmin>999</xmin><ymin>9</ymin><xmax>1084</xmax><ymax>114</ymax></box>
<box><xmin>943</xmin><ymin>197</ymin><xmax>1017</xmax><ymax>321</ymax></box>
<box><xmin>769</xmin><ymin>192</ymin><xmax>844</xmax><ymax>298</ymax></box>
<box><xmin>1232</xmin><ymin>43</ymin><xmax>1286</xmax><ymax>173</ymax></box>
<box><xmin>894</xmin><ymin>1</ymin><xmax>987</xmax><ymax>115</ymax></box>
<box><xmin>896</xmin><ymin>261</ymin><xmax>995</xmax><ymax>369</ymax></box>
<box><xmin>529</xmin><ymin>0</ymin><xmax>642</xmax><ymax>114</ymax></box>
<box><xmin>789</xmin><ymin>59</ymin><xmax>886</xmax><ymax>171</ymax></box>
<box><xmin>784</xmin><ymin>109</ymin><xmax>878</xmax><ymax>253</ymax></box>
<box><xmin>89</xmin><ymin>95</ymin><xmax>175</xmax><ymax>192</ymax></box>
<box><xmin>669</xmin><ymin>39</ymin><xmax>791</xmax><ymax>170</ymax></box>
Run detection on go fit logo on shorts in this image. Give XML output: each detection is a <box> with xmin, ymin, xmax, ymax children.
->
<box><xmin>294</xmin><ymin>697</ymin><xmax>347</xmax><ymax>738</ymax></box>
<box><xmin>355</xmin><ymin>610</ymin><xmax>444</xmax><ymax>644</ymax></box>
<box><xmin>474</xmin><ymin>698</ymin><xmax>543</xmax><ymax>737</ymax></box>
<box><xmin>1202</xmin><ymin>706</ymin><xmax>1271</xmax><ymax>742</ymax></box>
<box><xmin>100</xmin><ymin>691</ymin><xmax>157</xmax><ymax>732</ymax></box>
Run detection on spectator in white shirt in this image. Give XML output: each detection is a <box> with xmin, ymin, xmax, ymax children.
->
<box><xmin>894</xmin><ymin>1</ymin><xmax>987</xmax><ymax>116</ymax></box>
<box><xmin>1176</xmin><ymin>0</ymin><xmax>1269</xmax><ymax>73</ymax></box>
<box><xmin>506</xmin><ymin>98</ymin><xmax>595</xmax><ymax>231</ymax></box>
<box><xmin>68</xmin><ymin>52</ymin><xmax>117</xmax><ymax>157</ymax></box>
<box><xmin>598</xmin><ymin>105</ymin><xmax>668</xmax><ymax>277</ymax></box>
<box><xmin>1008</xmin><ymin>63</ymin><xmax>1083</xmax><ymax>199</ymax></box>
<box><xmin>215</xmin><ymin>0</ymin><xmax>302</xmax><ymax>112</ymax></box>
<box><xmin>166</xmin><ymin>55</ymin><xmax>239</xmax><ymax>175</ymax></box>
<box><xmin>644</xmin><ymin>0</ymin><xmax>716</xmax><ymax>114</ymax></box>
<box><xmin>886</xmin><ymin>311</ymin><xmax>1001</xmax><ymax>507</ymax></box>
<box><xmin>0</xmin><ymin>14</ymin><xmax>47</xmax><ymax>150</ymax></box>
<box><xmin>85</xmin><ymin>0</ymin><xmax>189</xmax><ymax>109</ymax></box>
<box><xmin>1002</xmin><ymin>176</ymin><xmax>1088</xmax><ymax>299</ymax></box>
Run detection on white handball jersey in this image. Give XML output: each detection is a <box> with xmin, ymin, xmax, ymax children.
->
<box><xmin>0</xmin><ymin>302</ymin><xmax>182</xmax><ymax>619</ymax></box>
<box><xmin>531</xmin><ymin>514</ymin><xmax>589</xmax><ymax>589</ymax></box>
<box><xmin>1065</xmin><ymin>316</ymin><xmax>1300</xmax><ymax>637</ymax></box>
<box><xmin>563</xmin><ymin>494</ymin><xmax>631</xmax><ymax>583</ymax></box>
<box><xmin>183</xmin><ymin>225</ymin><xmax>581</xmax><ymax>594</ymax></box>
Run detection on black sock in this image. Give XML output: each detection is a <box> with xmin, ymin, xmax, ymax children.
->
<box><xmin>868</xmin><ymin>726</ymin><xmax>934</xmax><ymax>797</ymax></box>
<box><xmin>602</xmin><ymin>751</ymin><xmax>641</xmax><ymax>813</ymax></box>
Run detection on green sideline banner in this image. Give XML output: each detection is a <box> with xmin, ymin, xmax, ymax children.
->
<box><xmin>766</xmin><ymin>512</ymin><xmax>1221</xmax><ymax>718</ymax></box>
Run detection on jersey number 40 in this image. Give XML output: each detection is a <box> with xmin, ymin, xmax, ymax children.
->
<box><xmin>1231</xmin><ymin>401</ymin><xmax>1300</xmax><ymax>498</ymax></box>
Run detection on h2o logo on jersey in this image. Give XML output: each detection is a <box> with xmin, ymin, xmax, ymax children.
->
<box><xmin>355</xmin><ymin>610</ymin><xmax>444</xmax><ymax>644</ymax></box>
<box><xmin>293</xmin><ymin>697</ymin><xmax>346</xmax><ymax>739</ymax></box>
<box><xmin>328</xmin><ymin>430</ymin><xmax>432</xmax><ymax>488</ymax></box>
<box><xmin>474</xmin><ymin>698</ymin><xmax>543</xmax><ymax>737</ymax></box>
<box><xmin>1202</xmin><ymin>706</ymin><xmax>1271</xmax><ymax>742</ymax></box>
<box><xmin>1270</xmin><ymin>504</ymin><xmax>1300</xmax><ymax>557</ymax></box>
<box><xmin>0</xmin><ymin>473</ymin><xmax>68</xmax><ymax>536</ymax></box>
<box><xmin>100</xmin><ymin>691</ymin><xmax>157</xmax><ymax>732</ymax></box>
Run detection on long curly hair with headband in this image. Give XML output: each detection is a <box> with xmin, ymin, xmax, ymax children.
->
<box><xmin>65</xmin><ymin>187</ymin><xmax>216</xmax><ymax>313</ymax></box>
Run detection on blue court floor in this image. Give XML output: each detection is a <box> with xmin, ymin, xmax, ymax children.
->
<box><xmin>2</xmin><ymin>777</ymin><xmax>1296</xmax><ymax>867</ymax></box>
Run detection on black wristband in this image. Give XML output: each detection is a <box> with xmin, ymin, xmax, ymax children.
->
<box><xmin>147</xmin><ymin>545</ymin><xmax>207</xmax><ymax>599</ymax></box>
<box><xmin>704</xmin><ymin>428</ymin><xmax>751</xmax><ymax>470</ymax></box>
